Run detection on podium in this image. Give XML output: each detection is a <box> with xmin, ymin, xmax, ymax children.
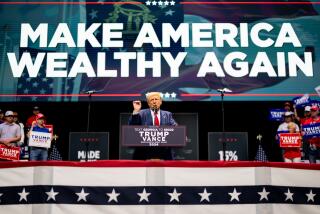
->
<box><xmin>121</xmin><ymin>125</ymin><xmax>186</xmax><ymax>160</ymax></box>
<box><xmin>119</xmin><ymin>113</ymin><xmax>199</xmax><ymax>160</ymax></box>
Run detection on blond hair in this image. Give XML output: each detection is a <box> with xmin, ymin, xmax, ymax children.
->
<box><xmin>287</xmin><ymin>122</ymin><xmax>296</xmax><ymax>132</ymax></box>
<box><xmin>146</xmin><ymin>92</ymin><xmax>162</xmax><ymax>101</ymax></box>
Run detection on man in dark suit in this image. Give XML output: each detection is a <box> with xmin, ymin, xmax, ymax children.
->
<box><xmin>129</xmin><ymin>92</ymin><xmax>177</xmax><ymax>160</ymax></box>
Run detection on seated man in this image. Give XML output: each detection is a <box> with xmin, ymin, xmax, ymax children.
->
<box><xmin>129</xmin><ymin>92</ymin><xmax>177</xmax><ymax>160</ymax></box>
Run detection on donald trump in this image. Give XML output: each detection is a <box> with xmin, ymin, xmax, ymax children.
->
<box><xmin>129</xmin><ymin>92</ymin><xmax>177</xmax><ymax>160</ymax></box>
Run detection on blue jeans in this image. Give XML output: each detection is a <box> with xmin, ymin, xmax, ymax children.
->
<box><xmin>309</xmin><ymin>146</ymin><xmax>320</xmax><ymax>164</ymax></box>
<box><xmin>29</xmin><ymin>147</ymin><xmax>48</xmax><ymax>161</ymax></box>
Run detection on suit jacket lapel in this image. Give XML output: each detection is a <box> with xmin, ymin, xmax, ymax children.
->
<box><xmin>147</xmin><ymin>109</ymin><xmax>153</xmax><ymax>126</ymax></box>
<box><xmin>160</xmin><ymin>110</ymin><xmax>165</xmax><ymax>125</ymax></box>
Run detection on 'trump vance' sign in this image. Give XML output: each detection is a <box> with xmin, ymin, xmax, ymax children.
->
<box><xmin>121</xmin><ymin>126</ymin><xmax>186</xmax><ymax>147</ymax></box>
<box><xmin>0</xmin><ymin>145</ymin><xmax>20</xmax><ymax>161</ymax></box>
<box><xmin>302</xmin><ymin>123</ymin><xmax>320</xmax><ymax>139</ymax></box>
<box><xmin>28</xmin><ymin>131</ymin><xmax>52</xmax><ymax>148</ymax></box>
<box><xmin>279</xmin><ymin>133</ymin><xmax>302</xmax><ymax>148</ymax></box>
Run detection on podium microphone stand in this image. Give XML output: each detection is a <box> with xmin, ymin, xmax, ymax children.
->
<box><xmin>217</xmin><ymin>88</ymin><xmax>232</xmax><ymax>161</ymax></box>
<box><xmin>85</xmin><ymin>90</ymin><xmax>96</xmax><ymax>161</ymax></box>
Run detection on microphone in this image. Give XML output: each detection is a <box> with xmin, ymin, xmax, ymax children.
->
<box><xmin>84</xmin><ymin>90</ymin><xmax>96</xmax><ymax>94</ymax></box>
<box><xmin>83</xmin><ymin>89</ymin><xmax>104</xmax><ymax>94</ymax></box>
<box><xmin>217</xmin><ymin>88</ymin><xmax>232</xmax><ymax>93</ymax></box>
<box><xmin>152</xmin><ymin>107</ymin><xmax>158</xmax><ymax>114</ymax></box>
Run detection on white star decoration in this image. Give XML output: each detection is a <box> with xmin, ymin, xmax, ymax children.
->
<box><xmin>258</xmin><ymin>188</ymin><xmax>270</xmax><ymax>201</ymax></box>
<box><xmin>107</xmin><ymin>188</ymin><xmax>120</xmax><ymax>203</ymax></box>
<box><xmin>32</xmin><ymin>82</ymin><xmax>39</xmax><ymax>88</ymax></box>
<box><xmin>306</xmin><ymin>190</ymin><xmax>316</xmax><ymax>202</ymax></box>
<box><xmin>76</xmin><ymin>188</ymin><xmax>89</xmax><ymax>202</ymax></box>
<box><xmin>137</xmin><ymin>188</ymin><xmax>151</xmax><ymax>202</ymax></box>
<box><xmin>168</xmin><ymin>188</ymin><xmax>182</xmax><ymax>202</ymax></box>
<box><xmin>171</xmin><ymin>92</ymin><xmax>177</xmax><ymax>98</ymax></box>
<box><xmin>165</xmin><ymin>9</ymin><xmax>175</xmax><ymax>16</ymax></box>
<box><xmin>18</xmin><ymin>188</ymin><xmax>30</xmax><ymax>202</ymax></box>
<box><xmin>228</xmin><ymin>188</ymin><xmax>241</xmax><ymax>202</ymax></box>
<box><xmin>159</xmin><ymin>92</ymin><xmax>177</xmax><ymax>99</ymax></box>
<box><xmin>284</xmin><ymin>189</ymin><xmax>294</xmax><ymax>202</ymax></box>
<box><xmin>46</xmin><ymin>188</ymin><xmax>59</xmax><ymax>201</ymax></box>
<box><xmin>40</xmin><ymin>89</ymin><xmax>46</xmax><ymax>94</ymax></box>
<box><xmin>146</xmin><ymin>0</ymin><xmax>175</xmax><ymax>6</ymax></box>
<box><xmin>198</xmin><ymin>188</ymin><xmax>212</xmax><ymax>202</ymax></box>
<box><xmin>89</xmin><ymin>9</ymin><xmax>98</xmax><ymax>19</ymax></box>
<box><xmin>3</xmin><ymin>186</ymin><xmax>318</xmax><ymax>204</ymax></box>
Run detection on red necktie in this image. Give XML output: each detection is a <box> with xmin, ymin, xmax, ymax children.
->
<box><xmin>154</xmin><ymin>112</ymin><xmax>160</xmax><ymax>126</ymax></box>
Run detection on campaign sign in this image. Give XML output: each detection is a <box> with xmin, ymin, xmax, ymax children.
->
<box><xmin>208</xmin><ymin>132</ymin><xmax>248</xmax><ymax>161</ymax></box>
<box><xmin>277</xmin><ymin>130</ymin><xmax>289</xmax><ymax>144</ymax></box>
<box><xmin>302</xmin><ymin>123</ymin><xmax>320</xmax><ymax>139</ymax></box>
<box><xmin>28</xmin><ymin>131</ymin><xmax>52</xmax><ymax>148</ymax></box>
<box><xmin>121</xmin><ymin>126</ymin><xmax>186</xmax><ymax>147</ymax></box>
<box><xmin>0</xmin><ymin>145</ymin><xmax>20</xmax><ymax>161</ymax></box>
<box><xmin>279</xmin><ymin>133</ymin><xmax>302</xmax><ymax>148</ymax></box>
<box><xmin>119</xmin><ymin>113</ymin><xmax>199</xmax><ymax>160</ymax></box>
<box><xmin>44</xmin><ymin>124</ymin><xmax>54</xmax><ymax>134</ymax></box>
<box><xmin>69</xmin><ymin>132</ymin><xmax>109</xmax><ymax>161</ymax></box>
<box><xmin>309</xmin><ymin>100</ymin><xmax>320</xmax><ymax>109</ymax></box>
<box><xmin>292</xmin><ymin>94</ymin><xmax>310</xmax><ymax>108</ymax></box>
<box><xmin>269</xmin><ymin>109</ymin><xmax>285</xmax><ymax>121</ymax></box>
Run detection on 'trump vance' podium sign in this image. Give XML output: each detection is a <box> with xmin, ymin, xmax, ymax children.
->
<box><xmin>121</xmin><ymin>126</ymin><xmax>186</xmax><ymax>147</ymax></box>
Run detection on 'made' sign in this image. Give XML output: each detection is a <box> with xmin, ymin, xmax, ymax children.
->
<box><xmin>121</xmin><ymin>126</ymin><xmax>186</xmax><ymax>147</ymax></box>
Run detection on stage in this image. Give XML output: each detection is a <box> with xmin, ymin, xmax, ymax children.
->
<box><xmin>0</xmin><ymin>161</ymin><xmax>319</xmax><ymax>214</ymax></box>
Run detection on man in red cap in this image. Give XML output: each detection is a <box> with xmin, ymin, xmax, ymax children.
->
<box><xmin>29</xmin><ymin>113</ymin><xmax>50</xmax><ymax>161</ymax></box>
<box><xmin>302</xmin><ymin>105</ymin><xmax>320</xmax><ymax>163</ymax></box>
<box><xmin>26</xmin><ymin>106</ymin><xmax>41</xmax><ymax>129</ymax></box>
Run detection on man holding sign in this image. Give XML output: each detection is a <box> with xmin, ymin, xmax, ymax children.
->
<box><xmin>29</xmin><ymin>113</ymin><xmax>50</xmax><ymax>161</ymax></box>
<box><xmin>302</xmin><ymin>106</ymin><xmax>320</xmax><ymax>163</ymax></box>
<box><xmin>0</xmin><ymin>111</ymin><xmax>21</xmax><ymax>161</ymax></box>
